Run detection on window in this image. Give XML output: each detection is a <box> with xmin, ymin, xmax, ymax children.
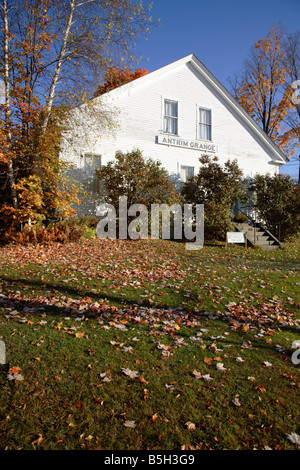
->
<box><xmin>84</xmin><ymin>153</ymin><xmax>102</xmax><ymax>173</ymax></box>
<box><xmin>198</xmin><ymin>108</ymin><xmax>212</xmax><ymax>141</ymax></box>
<box><xmin>84</xmin><ymin>153</ymin><xmax>102</xmax><ymax>194</ymax></box>
<box><xmin>181</xmin><ymin>165</ymin><xmax>194</xmax><ymax>183</ymax></box>
<box><xmin>164</xmin><ymin>99</ymin><xmax>178</xmax><ymax>135</ymax></box>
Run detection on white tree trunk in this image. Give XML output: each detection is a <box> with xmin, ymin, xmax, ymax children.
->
<box><xmin>40</xmin><ymin>0</ymin><xmax>76</xmax><ymax>137</ymax></box>
<box><xmin>2</xmin><ymin>0</ymin><xmax>18</xmax><ymax>208</ymax></box>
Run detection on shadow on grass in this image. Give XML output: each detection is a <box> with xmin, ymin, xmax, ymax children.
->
<box><xmin>0</xmin><ymin>274</ymin><xmax>171</xmax><ymax>310</ymax></box>
<box><xmin>1</xmin><ymin>275</ymin><xmax>299</xmax><ymax>357</ymax></box>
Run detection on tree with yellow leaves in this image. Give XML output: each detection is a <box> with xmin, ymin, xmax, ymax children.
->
<box><xmin>0</xmin><ymin>0</ymin><xmax>154</xmax><ymax>237</ymax></box>
<box><xmin>231</xmin><ymin>26</ymin><xmax>295</xmax><ymax>158</ymax></box>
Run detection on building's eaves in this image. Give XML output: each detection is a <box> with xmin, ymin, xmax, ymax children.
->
<box><xmin>189</xmin><ymin>54</ymin><xmax>288</xmax><ymax>163</ymax></box>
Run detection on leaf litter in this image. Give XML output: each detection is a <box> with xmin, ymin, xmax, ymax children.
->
<box><xmin>0</xmin><ymin>239</ymin><xmax>299</xmax><ymax>449</ymax></box>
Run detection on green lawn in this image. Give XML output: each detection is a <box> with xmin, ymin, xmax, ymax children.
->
<box><xmin>0</xmin><ymin>238</ymin><xmax>299</xmax><ymax>450</ymax></box>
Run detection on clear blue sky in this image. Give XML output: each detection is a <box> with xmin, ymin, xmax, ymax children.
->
<box><xmin>136</xmin><ymin>0</ymin><xmax>300</xmax><ymax>179</ymax></box>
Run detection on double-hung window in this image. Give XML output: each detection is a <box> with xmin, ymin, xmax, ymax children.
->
<box><xmin>181</xmin><ymin>165</ymin><xmax>194</xmax><ymax>183</ymax></box>
<box><xmin>84</xmin><ymin>153</ymin><xmax>102</xmax><ymax>173</ymax></box>
<box><xmin>164</xmin><ymin>99</ymin><xmax>178</xmax><ymax>135</ymax></box>
<box><xmin>84</xmin><ymin>153</ymin><xmax>102</xmax><ymax>194</ymax></box>
<box><xmin>198</xmin><ymin>108</ymin><xmax>212</xmax><ymax>141</ymax></box>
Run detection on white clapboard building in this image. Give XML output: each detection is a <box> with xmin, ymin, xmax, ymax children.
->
<box><xmin>60</xmin><ymin>53</ymin><xmax>288</xmax><ymax>216</ymax></box>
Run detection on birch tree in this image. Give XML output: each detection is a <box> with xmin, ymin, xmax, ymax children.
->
<box><xmin>0</xmin><ymin>0</ymin><xmax>18</xmax><ymax>208</ymax></box>
<box><xmin>0</xmin><ymin>0</ymin><xmax>153</xmax><ymax>229</ymax></box>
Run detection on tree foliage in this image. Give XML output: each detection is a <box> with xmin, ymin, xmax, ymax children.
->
<box><xmin>0</xmin><ymin>0</ymin><xmax>154</xmax><ymax>236</ymax></box>
<box><xmin>94</xmin><ymin>67</ymin><xmax>148</xmax><ymax>97</ymax></box>
<box><xmin>231</xmin><ymin>26</ymin><xmax>297</xmax><ymax>158</ymax></box>
<box><xmin>181</xmin><ymin>155</ymin><xmax>246</xmax><ymax>240</ymax></box>
<box><xmin>247</xmin><ymin>173</ymin><xmax>300</xmax><ymax>241</ymax></box>
<box><xmin>96</xmin><ymin>149</ymin><xmax>180</xmax><ymax>210</ymax></box>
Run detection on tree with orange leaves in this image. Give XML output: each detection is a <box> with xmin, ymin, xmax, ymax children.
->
<box><xmin>230</xmin><ymin>26</ymin><xmax>295</xmax><ymax>158</ymax></box>
<box><xmin>0</xmin><ymin>0</ymin><xmax>154</xmax><ymax>236</ymax></box>
<box><xmin>94</xmin><ymin>67</ymin><xmax>148</xmax><ymax>98</ymax></box>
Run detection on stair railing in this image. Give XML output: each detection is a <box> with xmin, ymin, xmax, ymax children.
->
<box><xmin>235</xmin><ymin>206</ymin><xmax>282</xmax><ymax>247</ymax></box>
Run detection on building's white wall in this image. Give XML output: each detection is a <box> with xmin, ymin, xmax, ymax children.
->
<box><xmin>61</xmin><ymin>62</ymin><xmax>280</xmax><ymax>179</ymax></box>
<box><xmin>60</xmin><ymin>60</ymin><xmax>282</xmax><ymax>214</ymax></box>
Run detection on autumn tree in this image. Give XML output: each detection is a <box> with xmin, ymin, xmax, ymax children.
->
<box><xmin>279</xmin><ymin>31</ymin><xmax>300</xmax><ymax>179</ymax></box>
<box><xmin>0</xmin><ymin>0</ymin><xmax>154</xmax><ymax>233</ymax></box>
<box><xmin>94</xmin><ymin>67</ymin><xmax>148</xmax><ymax>97</ymax></box>
<box><xmin>231</xmin><ymin>26</ymin><xmax>294</xmax><ymax>155</ymax></box>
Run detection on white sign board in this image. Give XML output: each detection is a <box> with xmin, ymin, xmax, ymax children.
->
<box><xmin>156</xmin><ymin>135</ymin><xmax>218</xmax><ymax>153</ymax></box>
<box><xmin>0</xmin><ymin>340</ymin><xmax>5</xmax><ymax>365</ymax></box>
<box><xmin>227</xmin><ymin>232</ymin><xmax>245</xmax><ymax>244</ymax></box>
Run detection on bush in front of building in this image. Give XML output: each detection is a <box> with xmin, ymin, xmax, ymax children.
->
<box><xmin>96</xmin><ymin>149</ymin><xmax>181</xmax><ymax>239</ymax></box>
<box><xmin>247</xmin><ymin>173</ymin><xmax>300</xmax><ymax>241</ymax></box>
<box><xmin>97</xmin><ymin>149</ymin><xmax>180</xmax><ymax>209</ymax></box>
<box><xmin>181</xmin><ymin>155</ymin><xmax>246</xmax><ymax>241</ymax></box>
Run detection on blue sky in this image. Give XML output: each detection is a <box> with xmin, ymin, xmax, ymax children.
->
<box><xmin>136</xmin><ymin>0</ymin><xmax>300</xmax><ymax>179</ymax></box>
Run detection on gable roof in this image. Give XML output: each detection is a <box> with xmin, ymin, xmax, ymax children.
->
<box><xmin>96</xmin><ymin>53</ymin><xmax>288</xmax><ymax>164</ymax></box>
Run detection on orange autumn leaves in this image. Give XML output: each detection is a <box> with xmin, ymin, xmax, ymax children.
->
<box><xmin>94</xmin><ymin>67</ymin><xmax>148</xmax><ymax>98</ymax></box>
<box><xmin>233</xmin><ymin>26</ymin><xmax>299</xmax><ymax>159</ymax></box>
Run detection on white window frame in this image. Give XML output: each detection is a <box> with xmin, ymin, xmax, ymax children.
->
<box><xmin>84</xmin><ymin>153</ymin><xmax>102</xmax><ymax>174</ymax></box>
<box><xmin>84</xmin><ymin>153</ymin><xmax>102</xmax><ymax>194</ymax></box>
<box><xmin>163</xmin><ymin>99</ymin><xmax>178</xmax><ymax>135</ymax></box>
<box><xmin>180</xmin><ymin>165</ymin><xmax>194</xmax><ymax>183</ymax></box>
<box><xmin>198</xmin><ymin>107</ymin><xmax>212</xmax><ymax>141</ymax></box>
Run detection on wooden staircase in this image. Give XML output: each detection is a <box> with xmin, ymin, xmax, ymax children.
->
<box><xmin>234</xmin><ymin>221</ymin><xmax>282</xmax><ymax>251</ymax></box>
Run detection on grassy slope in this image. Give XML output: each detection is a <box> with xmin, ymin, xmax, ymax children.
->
<box><xmin>0</xmin><ymin>238</ymin><xmax>299</xmax><ymax>450</ymax></box>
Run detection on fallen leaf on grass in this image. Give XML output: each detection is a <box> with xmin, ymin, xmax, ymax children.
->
<box><xmin>75</xmin><ymin>331</ymin><xmax>84</xmax><ymax>339</ymax></box>
<box><xmin>8</xmin><ymin>366</ymin><xmax>21</xmax><ymax>375</ymax></box>
<box><xmin>7</xmin><ymin>373</ymin><xmax>24</xmax><ymax>381</ymax></box>
<box><xmin>256</xmin><ymin>385</ymin><xmax>266</xmax><ymax>393</ymax></box>
<box><xmin>165</xmin><ymin>384</ymin><xmax>175</xmax><ymax>391</ymax></box>
<box><xmin>236</xmin><ymin>357</ymin><xmax>244</xmax><ymax>362</ymax></box>
<box><xmin>202</xmin><ymin>374</ymin><xmax>213</xmax><ymax>381</ymax></box>
<box><xmin>286</xmin><ymin>432</ymin><xmax>300</xmax><ymax>448</ymax></box>
<box><xmin>93</xmin><ymin>396</ymin><xmax>104</xmax><ymax>405</ymax></box>
<box><xmin>74</xmin><ymin>401</ymin><xmax>83</xmax><ymax>409</ymax></box>
<box><xmin>150</xmin><ymin>413</ymin><xmax>160</xmax><ymax>422</ymax></box>
<box><xmin>99</xmin><ymin>372</ymin><xmax>111</xmax><ymax>382</ymax></box>
<box><xmin>203</xmin><ymin>357</ymin><xmax>212</xmax><ymax>366</ymax></box>
<box><xmin>232</xmin><ymin>398</ymin><xmax>241</xmax><ymax>407</ymax></box>
<box><xmin>31</xmin><ymin>434</ymin><xmax>44</xmax><ymax>446</ymax></box>
<box><xmin>7</xmin><ymin>366</ymin><xmax>24</xmax><ymax>381</ymax></box>
<box><xmin>122</xmin><ymin>368</ymin><xmax>139</xmax><ymax>379</ymax></box>
<box><xmin>192</xmin><ymin>370</ymin><xmax>213</xmax><ymax>381</ymax></box>
<box><xmin>185</xmin><ymin>421</ymin><xmax>196</xmax><ymax>431</ymax></box>
<box><xmin>192</xmin><ymin>370</ymin><xmax>202</xmax><ymax>379</ymax></box>
<box><xmin>123</xmin><ymin>420</ymin><xmax>136</xmax><ymax>428</ymax></box>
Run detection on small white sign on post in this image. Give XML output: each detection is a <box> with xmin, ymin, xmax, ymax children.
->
<box><xmin>226</xmin><ymin>232</ymin><xmax>247</xmax><ymax>248</ymax></box>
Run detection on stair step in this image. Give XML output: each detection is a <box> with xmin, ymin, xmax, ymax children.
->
<box><xmin>234</xmin><ymin>221</ymin><xmax>281</xmax><ymax>251</ymax></box>
<box><xmin>256</xmin><ymin>244</ymin><xmax>280</xmax><ymax>251</ymax></box>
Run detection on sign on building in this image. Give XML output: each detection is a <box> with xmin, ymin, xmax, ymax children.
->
<box><xmin>156</xmin><ymin>135</ymin><xmax>218</xmax><ymax>153</ymax></box>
